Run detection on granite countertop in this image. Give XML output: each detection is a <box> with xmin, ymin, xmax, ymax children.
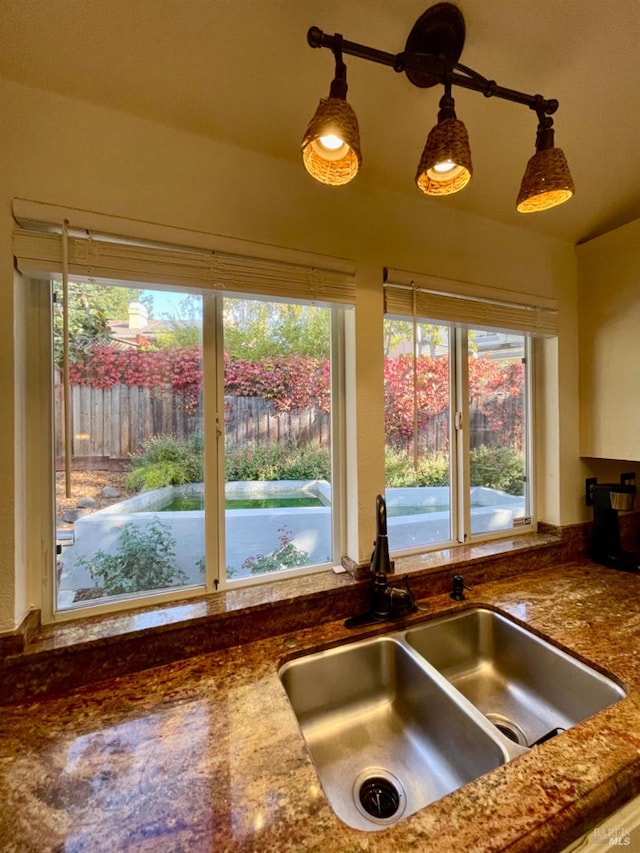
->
<box><xmin>2</xmin><ymin>560</ymin><xmax>640</xmax><ymax>852</ymax></box>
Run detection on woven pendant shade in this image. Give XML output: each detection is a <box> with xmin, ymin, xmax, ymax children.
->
<box><xmin>415</xmin><ymin>118</ymin><xmax>472</xmax><ymax>196</ymax></box>
<box><xmin>301</xmin><ymin>97</ymin><xmax>362</xmax><ymax>186</ymax></box>
<box><xmin>516</xmin><ymin>147</ymin><xmax>574</xmax><ymax>212</ymax></box>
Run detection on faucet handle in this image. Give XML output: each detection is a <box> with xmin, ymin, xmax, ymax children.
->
<box><xmin>388</xmin><ymin>574</ymin><xmax>416</xmax><ymax>617</ymax></box>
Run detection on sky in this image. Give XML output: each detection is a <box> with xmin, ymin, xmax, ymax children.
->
<box><xmin>142</xmin><ymin>289</ymin><xmax>199</xmax><ymax>320</ymax></box>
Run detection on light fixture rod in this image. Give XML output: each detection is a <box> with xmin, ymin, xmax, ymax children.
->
<box><xmin>307</xmin><ymin>26</ymin><xmax>559</xmax><ymax>116</ymax></box>
<box><xmin>308</xmin><ymin>26</ymin><xmax>397</xmax><ymax>69</ymax></box>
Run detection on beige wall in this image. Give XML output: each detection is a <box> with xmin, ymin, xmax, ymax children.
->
<box><xmin>0</xmin><ymin>77</ymin><xmax>582</xmax><ymax>632</ymax></box>
<box><xmin>575</xmin><ymin>221</ymin><xmax>640</xmax><ymax>532</ymax></box>
<box><xmin>578</xmin><ymin>220</ymin><xmax>640</xmax><ymax>461</ymax></box>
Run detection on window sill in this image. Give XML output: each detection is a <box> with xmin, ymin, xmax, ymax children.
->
<box><xmin>1</xmin><ymin>528</ymin><xmax>573</xmax><ymax>704</ymax></box>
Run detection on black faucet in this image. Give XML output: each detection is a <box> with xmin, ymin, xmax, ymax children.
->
<box><xmin>345</xmin><ymin>495</ymin><xmax>416</xmax><ymax>628</ymax></box>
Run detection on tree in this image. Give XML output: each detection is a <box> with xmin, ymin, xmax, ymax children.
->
<box><xmin>271</xmin><ymin>303</ymin><xmax>330</xmax><ymax>359</ymax></box>
<box><xmin>384</xmin><ymin>318</ymin><xmax>446</xmax><ymax>357</ymax></box>
<box><xmin>52</xmin><ymin>281</ymin><xmax>111</xmax><ymax>365</ymax></box>
<box><xmin>223</xmin><ymin>299</ymin><xmax>329</xmax><ymax>360</ymax></box>
<box><xmin>383</xmin><ymin>318</ymin><xmax>411</xmax><ymax>357</ymax></box>
<box><xmin>52</xmin><ymin>280</ymin><xmax>153</xmax><ymax>365</ymax></box>
<box><xmin>155</xmin><ymin>294</ymin><xmax>202</xmax><ymax>349</ymax></box>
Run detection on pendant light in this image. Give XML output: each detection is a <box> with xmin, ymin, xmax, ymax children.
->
<box><xmin>516</xmin><ymin>114</ymin><xmax>575</xmax><ymax>212</ymax></box>
<box><xmin>301</xmin><ymin>36</ymin><xmax>362</xmax><ymax>186</ymax></box>
<box><xmin>415</xmin><ymin>78</ymin><xmax>472</xmax><ymax>196</ymax></box>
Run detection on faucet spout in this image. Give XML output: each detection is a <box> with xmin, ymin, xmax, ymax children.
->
<box><xmin>345</xmin><ymin>494</ymin><xmax>417</xmax><ymax>628</ymax></box>
<box><xmin>370</xmin><ymin>536</ymin><xmax>391</xmax><ymax>576</ymax></box>
<box><xmin>370</xmin><ymin>494</ymin><xmax>391</xmax><ymax>575</ymax></box>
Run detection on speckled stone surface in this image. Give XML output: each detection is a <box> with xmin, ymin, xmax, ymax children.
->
<box><xmin>0</xmin><ymin>532</ymin><xmax>566</xmax><ymax>703</ymax></box>
<box><xmin>2</xmin><ymin>560</ymin><xmax>640</xmax><ymax>852</ymax></box>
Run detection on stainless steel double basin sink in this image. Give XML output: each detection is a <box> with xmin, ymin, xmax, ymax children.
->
<box><xmin>279</xmin><ymin>607</ymin><xmax>626</xmax><ymax>831</ymax></box>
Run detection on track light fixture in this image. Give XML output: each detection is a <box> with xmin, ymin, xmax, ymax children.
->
<box><xmin>303</xmin><ymin>3</ymin><xmax>574</xmax><ymax>213</ymax></box>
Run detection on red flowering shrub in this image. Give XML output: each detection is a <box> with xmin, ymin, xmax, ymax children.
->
<box><xmin>384</xmin><ymin>354</ymin><xmax>451</xmax><ymax>445</ymax></box>
<box><xmin>384</xmin><ymin>354</ymin><xmax>524</xmax><ymax>449</ymax></box>
<box><xmin>68</xmin><ymin>346</ymin><xmax>332</xmax><ymax>415</ymax></box>
<box><xmin>224</xmin><ymin>356</ymin><xmax>330</xmax><ymax>412</ymax></box>
<box><xmin>69</xmin><ymin>344</ymin><xmax>202</xmax><ymax>413</ymax></box>
<box><xmin>68</xmin><ymin>346</ymin><xmax>523</xmax><ymax>447</ymax></box>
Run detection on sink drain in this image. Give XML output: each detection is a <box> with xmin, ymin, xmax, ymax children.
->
<box><xmin>486</xmin><ymin>713</ymin><xmax>528</xmax><ymax>747</ymax></box>
<box><xmin>360</xmin><ymin>777</ymin><xmax>399</xmax><ymax>818</ymax></box>
<box><xmin>486</xmin><ymin>713</ymin><xmax>527</xmax><ymax>745</ymax></box>
<box><xmin>353</xmin><ymin>768</ymin><xmax>406</xmax><ymax>824</ymax></box>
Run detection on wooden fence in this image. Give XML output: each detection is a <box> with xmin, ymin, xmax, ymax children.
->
<box><xmin>54</xmin><ymin>380</ymin><xmax>519</xmax><ymax>466</ymax></box>
<box><xmin>224</xmin><ymin>397</ymin><xmax>330</xmax><ymax>449</ymax></box>
<box><xmin>54</xmin><ymin>379</ymin><xmax>330</xmax><ymax>464</ymax></box>
<box><xmin>53</xmin><ymin>382</ymin><xmax>200</xmax><ymax>463</ymax></box>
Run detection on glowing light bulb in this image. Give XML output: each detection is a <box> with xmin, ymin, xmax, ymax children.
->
<box><xmin>318</xmin><ymin>134</ymin><xmax>345</xmax><ymax>151</ymax></box>
<box><xmin>433</xmin><ymin>159</ymin><xmax>456</xmax><ymax>173</ymax></box>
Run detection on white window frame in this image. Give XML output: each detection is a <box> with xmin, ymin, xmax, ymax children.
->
<box><xmin>13</xmin><ymin>206</ymin><xmax>353</xmax><ymax>621</ymax></box>
<box><xmin>383</xmin><ymin>273</ymin><xmax>542</xmax><ymax>558</ymax></box>
<box><xmin>213</xmin><ymin>292</ymin><xmax>347</xmax><ymax>592</ymax></box>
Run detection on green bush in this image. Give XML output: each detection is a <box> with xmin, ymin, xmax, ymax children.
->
<box><xmin>470</xmin><ymin>445</ymin><xmax>524</xmax><ymax>496</ymax></box>
<box><xmin>385</xmin><ymin>445</ymin><xmax>524</xmax><ymax>495</ymax></box>
<box><xmin>127</xmin><ymin>435</ymin><xmax>329</xmax><ymax>492</ymax></box>
<box><xmin>225</xmin><ymin>440</ymin><xmax>330</xmax><ymax>482</ymax></box>
<box><xmin>126</xmin><ymin>434</ymin><xmax>203</xmax><ymax>492</ymax></box>
<box><xmin>384</xmin><ymin>447</ymin><xmax>450</xmax><ymax>487</ymax></box>
<box><xmin>240</xmin><ymin>526</ymin><xmax>310</xmax><ymax>575</ymax></box>
<box><xmin>76</xmin><ymin>518</ymin><xmax>187</xmax><ymax>596</ymax></box>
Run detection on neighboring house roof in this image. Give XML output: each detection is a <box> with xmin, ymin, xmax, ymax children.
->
<box><xmin>107</xmin><ymin>318</ymin><xmax>167</xmax><ymax>349</ymax></box>
<box><xmin>106</xmin><ymin>303</ymin><xmax>168</xmax><ymax>349</ymax></box>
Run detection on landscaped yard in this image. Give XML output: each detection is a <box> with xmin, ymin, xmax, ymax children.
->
<box><xmin>56</xmin><ymin>470</ymin><xmax>136</xmax><ymax>524</ymax></box>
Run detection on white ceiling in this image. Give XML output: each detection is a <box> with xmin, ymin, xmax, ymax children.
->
<box><xmin>1</xmin><ymin>0</ymin><xmax>639</xmax><ymax>244</ymax></box>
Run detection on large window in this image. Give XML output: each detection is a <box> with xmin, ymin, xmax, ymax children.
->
<box><xmin>52</xmin><ymin>281</ymin><xmax>342</xmax><ymax>613</ymax></box>
<box><xmin>466</xmin><ymin>330</ymin><xmax>529</xmax><ymax>537</ymax></box>
<box><xmin>383</xmin><ymin>318</ymin><xmax>453</xmax><ymax>550</ymax></box>
<box><xmin>12</xmin><ymin>216</ymin><xmax>355</xmax><ymax>619</ymax></box>
<box><xmin>383</xmin><ymin>316</ymin><xmax>532</xmax><ymax>554</ymax></box>
<box><xmin>15</xmin><ymin>216</ymin><xmax>551</xmax><ymax>620</ymax></box>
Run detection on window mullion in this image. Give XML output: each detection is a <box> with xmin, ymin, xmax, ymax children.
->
<box><xmin>202</xmin><ymin>291</ymin><xmax>222</xmax><ymax>591</ymax></box>
<box><xmin>524</xmin><ymin>337</ymin><xmax>534</xmax><ymax>521</ymax></box>
<box><xmin>455</xmin><ymin>327</ymin><xmax>471</xmax><ymax>542</ymax></box>
<box><xmin>329</xmin><ymin>309</ymin><xmax>345</xmax><ymax>563</ymax></box>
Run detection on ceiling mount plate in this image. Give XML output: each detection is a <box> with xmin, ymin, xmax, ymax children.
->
<box><xmin>404</xmin><ymin>3</ymin><xmax>466</xmax><ymax>88</ymax></box>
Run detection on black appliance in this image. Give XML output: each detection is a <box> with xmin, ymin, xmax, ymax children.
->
<box><xmin>586</xmin><ymin>473</ymin><xmax>638</xmax><ymax>572</ymax></box>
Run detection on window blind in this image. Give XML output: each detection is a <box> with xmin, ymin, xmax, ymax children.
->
<box><xmin>384</xmin><ymin>267</ymin><xmax>558</xmax><ymax>336</ymax></box>
<box><xmin>13</xmin><ymin>227</ymin><xmax>356</xmax><ymax>305</ymax></box>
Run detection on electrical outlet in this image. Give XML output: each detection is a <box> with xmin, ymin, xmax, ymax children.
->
<box><xmin>585</xmin><ymin>477</ymin><xmax>598</xmax><ymax>506</ymax></box>
<box><xmin>621</xmin><ymin>472</ymin><xmax>636</xmax><ymax>488</ymax></box>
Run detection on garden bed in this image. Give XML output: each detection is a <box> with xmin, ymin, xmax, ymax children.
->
<box><xmin>55</xmin><ymin>471</ymin><xmax>136</xmax><ymax>523</ymax></box>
